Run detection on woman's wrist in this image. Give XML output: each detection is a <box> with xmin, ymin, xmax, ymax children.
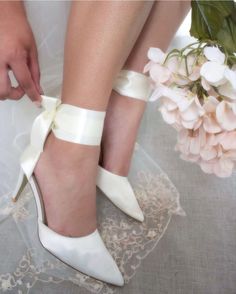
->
<box><xmin>0</xmin><ymin>1</ymin><xmax>27</xmax><ymax>22</ymax></box>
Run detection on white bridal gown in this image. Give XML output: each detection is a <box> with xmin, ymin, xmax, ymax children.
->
<box><xmin>0</xmin><ymin>2</ymin><xmax>187</xmax><ymax>293</ymax></box>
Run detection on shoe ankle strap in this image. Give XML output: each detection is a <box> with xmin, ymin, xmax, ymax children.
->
<box><xmin>113</xmin><ymin>70</ymin><xmax>153</xmax><ymax>102</ymax></box>
<box><xmin>52</xmin><ymin>103</ymin><xmax>105</xmax><ymax>145</ymax></box>
<box><xmin>20</xmin><ymin>95</ymin><xmax>105</xmax><ymax>179</ymax></box>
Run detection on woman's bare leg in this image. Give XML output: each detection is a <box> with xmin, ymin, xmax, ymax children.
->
<box><xmin>101</xmin><ymin>1</ymin><xmax>191</xmax><ymax>175</ymax></box>
<box><xmin>34</xmin><ymin>1</ymin><xmax>153</xmax><ymax>237</ymax></box>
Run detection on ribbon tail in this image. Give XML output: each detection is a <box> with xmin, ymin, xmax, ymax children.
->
<box><xmin>20</xmin><ymin>145</ymin><xmax>41</xmax><ymax>180</ymax></box>
<box><xmin>19</xmin><ymin>95</ymin><xmax>61</xmax><ymax>180</ymax></box>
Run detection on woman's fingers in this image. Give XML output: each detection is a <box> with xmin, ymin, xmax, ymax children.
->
<box><xmin>0</xmin><ymin>59</ymin><xmax>42</xmax><ymax>102</ymax></box>
<box><xmin>28</xmin><ymin>48</ymin><xmax>43</xmax><ymax>95</ymax></box>
<box><xmin>0</xmin><ymin>66</ymin><xmax>24</xmax><ymax>100</ymax></box>
<box><xmin>8</xmin><ymin>85</ymin><xmax>25</xmax><ymax>100</ymax></box>
<box><xmin>0</xmin><ymin>2</ymin><xmax>42</xmax><ymax>103</ymax></box>
<box><xmin>8</xmin><ymin>57</ymin><xmax>41</xmax><ymax>102</ymax></box>
<box><xmin>0</xmin><ymin>66</ymin><xmax>11</xmax><ymax>100</ymax></box>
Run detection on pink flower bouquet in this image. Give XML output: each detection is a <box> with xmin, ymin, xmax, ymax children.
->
<box><xmin>144</xmin><ymin>44</ymin><xmax>236</xmax><ymax>177</ymax></box>
<box><xmin>143</xmin><ymin>0</ymin><xmax>236</xmax><ymax>178</ymax></box>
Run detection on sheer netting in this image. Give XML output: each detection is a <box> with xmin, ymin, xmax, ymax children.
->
<box><xmin>0</xmin><ymin>1</ymin><xmax>187</xmax><ymax>293</ymax></box>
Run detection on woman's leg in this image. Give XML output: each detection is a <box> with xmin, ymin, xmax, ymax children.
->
<box><xmin>101</xmin><ymin>0</ymin><xmax>191</xmax><ymax>175</ymax></box>
<box><xmin>34</xmin><ymin>1</ymin><xmax>153</xmax><ymax>237</ymax></box>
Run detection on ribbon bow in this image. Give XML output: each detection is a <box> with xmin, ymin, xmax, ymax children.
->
<box><xmin>20</xmin><ymin>95</ymin><xmax>61</xmax><ymax>180</ymax></box>
<box><xmin>113</xmin><ymin>70</ymin><xmax>153</xmax><ymax>101</ymax></box>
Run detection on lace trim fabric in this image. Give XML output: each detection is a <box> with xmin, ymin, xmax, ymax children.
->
<box><xmin>0</xmin><ymin>143</ymin><xmax>185</xmax><ymax>294</ymax></box>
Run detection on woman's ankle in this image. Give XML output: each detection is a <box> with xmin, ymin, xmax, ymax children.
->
<box><xmin>100</xmin><ymin>91</ymin><xmax>146</xmax><ymax>176</ymax></box>
<box><xmin>42</xmin><ymin>132</ymin><xmax>100</xmax><ymax>171</ymax></box>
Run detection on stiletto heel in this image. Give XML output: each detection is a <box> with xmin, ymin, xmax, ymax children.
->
<box><xmin>12</xmin><ymin>168</ymin><xmax>28</xmax><ymax>202</ymax></box>
<box><xmin>12</xmin><ymin>95</ymin><xmax>124</xmax><ymax>286</ymax></box>
<box><xmin>97</xmin><ymin>70</ymin><xmax>153</xmax><ymax>222</ymax></box>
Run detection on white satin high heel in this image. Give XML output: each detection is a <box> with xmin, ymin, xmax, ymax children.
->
<box><xmin>97</xmin><ymin>70</ymin><xmax>153</xmax><ymax>222</ymax></box>
<box><xmin>12</xmin><ymin>95</ymin><xmax>124</xmax><ymax>286</ymax></box>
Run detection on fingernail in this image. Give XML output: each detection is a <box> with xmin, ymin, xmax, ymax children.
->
<box><xmin>39</xmin><ymin>85</ymin><xmax>44</xmax><ymax>95</ymax></box>
<box><xmin>34</xmin><ymin>100</ymin><xmax>42</xmax><ymax>108</ymax></box>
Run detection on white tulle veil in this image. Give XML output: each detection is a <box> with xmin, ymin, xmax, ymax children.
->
<box><xmin>0</xmin><ymin>2</ymin><xmax>189</xmax><ymax>293</ymax></box>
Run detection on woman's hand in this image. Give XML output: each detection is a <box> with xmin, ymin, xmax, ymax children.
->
<box><xmin>0</xmin><ymin>1</ymin><xmax>42</xmax><ymax>104</ymax></box>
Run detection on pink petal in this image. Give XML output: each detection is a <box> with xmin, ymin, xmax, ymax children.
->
<box><xmin>159</xmin><ymin>107</ymin><xmax>177</xmax><ymax>124</ymax></box>
<box><xmin>216</xmin><ymin>101</ymin><xmax>236</xmax><ymax>131</ymax></box>
<box><xmin>193</xmin><ymin>118</ymin><xmax>203</xmax><ymax>130</ymax></box>
<box><xmin>194</xmin><ymin>96</ymin><xmax>205</xmax><ymax>115</ymax></box>
<box><xmin>201</xmin><ymin>77</ymin><xmax>211</xmax><ymax>91</ymax></box>
<box><xmin>162</xmin><ymin>97</ymin><xmax>178</xmax><ymax>111</ymax></box>
<box><xmin>149</xmin><ymin>85</ymin><xmax>165</xmax><ymax>102</ymax></box>
<box><xmin>180</xmin><ymin>102</ymin><xmax>203</xmax><ymax>121</ymax></box>
<box><xmin>232</xmin><ymin>103</ymin><xmax>236</xmax><ymax>114</ymax></box>
<box><xmin>177</xmin><ymin>96</ymin><xmax>193</xmax><ymax>112</ymax></box>
<box><xmin>143</xmin><ymin>61</ymin><xmax>153</xmax><ymax>73</ymax></box>
<box><xmin>187</xmin><ymin>54</ymin><xmax>196</xmax><ymax>68</ymax></box>
<box><xmin>147</xmin><ymin>47</ymin><xmax>166</xmax><ymax>63</ymax></box>
<box><xmin>217</xmin><ymin>144</ymin><xmax>223</xmax><ymax>157</ymax></box>
<box><xmin>213</xmin><ymin>157</ymin><xmax>234</xmax><ymax>177</ymax></box>
<box><xmin>207</xmin><ymin>87</ymin><xmax>220</xmax><ymax>98</ymax></box>
<box><xmin>224</xmin><ymin>67</ymin><xmax>236</xmax><ymax>89</ymax></box>
<box><xmin>172</xmin><ymin>122</ymin><xmax>183</xmax><ymax>131</ymax></box>
<box><xmin>173</xmin><ymin>75</ymin><xmax>190</xmax><ymax>86</ymax></box>
<box><xmin>200</xmin><ymin>61</ymin><xmax>227</xmax><ymax>86</ymax></box>
<box><xmin>182</xmin><ymin>119</ymin><xmax>199</xmax><ymax>129</ymax></box>
<box><xmin>165</xmin><ymin>56</ymin><xmax>179</xmax><ymax>73</ymax></box>
<box><xmin>189</xmin><ymin>135</ymin><xmax>201</xmax><ymax>155</ymax></box>
<box><xmin>203</xmin><ymin>96</ymin><xmax>219</xmax><ymax>112</ymax></box>
<box><xmin>217</xmin><ymin>131</ymin><xmax>236</xmax><ymax>150</ymax></box>
<box><xmin>200</xmin><ymin>146</ymin><xmax>217</xmax><ymax>160</ymax></box>
<box><xmin>189</xmin><ymin>67</ymin><xmax>201</xmax><ymax>81</ymax></box>
<box><xmin>200</xmin><ymin>160</ymin><xmax>215</xmax><ymax>174</ymax></box>
<box><xmin>225</xmin><ymin>149</ymin><xmax>236</xmax><ymax>160</ymax></box>
<box><xmin>149</xmin><ymin>64</ymin><xmax>171</xmax><ymax>84</ymax></box>
<box><xmin>160</xmin><ymin>87</ymin><xmax>188</xmax><ymax>106</ymax></box>
<box><xmin>218</xmin><ymin>82</ymin><xmax>236</xmax><ymax>100</ymax></box>
<box><xmin>199</xmin><ymin>126</ymin><xmax>207</xmax><ymax>147</ymax></box>
<box><xmin>206</xmin><ymin>133</ymin><xmax>218</xmax><ymax>146</ymax></box>
<box><xmin>203</xmin><ymin>115</ymin><xmax>222</xmax><ymax>133</ymax></box>
<box><xmin>178</xmin><ymin>58</ymin><xmax>188</xmax><ymax>76</ymax></box>
<box><xmin>203</xmin><ymin>46</ymin><xmax>225</xmax><ymax>64</ymax></box>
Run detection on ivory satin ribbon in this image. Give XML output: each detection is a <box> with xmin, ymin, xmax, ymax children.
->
<box><xmin>20</xmin><ymin>95</ymin><xmax>105</xmax><ymax>180</ymax></box>
<box><xmin>113</xmin><ymin>70</ymin><xmax>153</xmax><ymax>101</ymax></box>
<box><xmin>20</xmin><ymin>70</ymin><xmax>152</xmax><ymax>179</ymax></box>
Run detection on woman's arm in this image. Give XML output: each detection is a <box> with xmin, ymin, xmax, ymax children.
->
<box><xmin>0</xmin><ymin>1</ymin><xmax>42</xmax><ymax>103</ymax></box>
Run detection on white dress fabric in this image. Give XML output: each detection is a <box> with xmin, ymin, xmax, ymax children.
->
<box><xmin>0</xmin><ymin>2</ymin><xmax>187</xmax><ymax>293</ymax></box>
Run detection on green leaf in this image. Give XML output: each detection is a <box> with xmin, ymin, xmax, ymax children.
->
<box><xmin>217</xmin><ymin>13</ymin><xmax>236</xmax><ymax>53</ymax></box>
<box><xmin>190</xmin><ymin>0</ymin><xmax>234</xmax><ymax>40</ymax></box>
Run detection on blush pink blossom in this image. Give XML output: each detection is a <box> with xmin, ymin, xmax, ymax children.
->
<box><xmin>145</xmin><ymin>44</ymin><xmax>236</xmax><ymax>177</ymax></box>
<box><xmin>175</xmin><ymin>126</ymin><xmax>236</xmax><ymax>177</ymax></box>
